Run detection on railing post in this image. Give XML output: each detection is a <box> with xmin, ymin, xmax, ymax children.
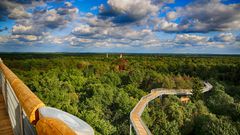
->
<box><xmin>0</xmin><ymin>58</ymin><xmax>2</xmax><ymax>92</ymax></box>
<box><xmin>19</xmin><ymin>105</ymin><xmax>24</xmax><ymax>135</ymax></box>
<box><xmin>4</xmin><ymin>77</ymin><xmax>8</xmax><ymax>111</ymax></box>
<box><xmin>130</xmin><ymin>123</ymin><xmax>132</xmax><ymax>135</ymax></box>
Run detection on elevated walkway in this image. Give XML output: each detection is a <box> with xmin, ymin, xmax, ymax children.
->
<box><xmin>0</xmin><ymin>58</ymin><xmax>94</xmax><ymax>135</ymax></box>
<box><xmin>130</xmin><ymin>82</ymin><xmax>213</xmax><ymax>135</ymax></box>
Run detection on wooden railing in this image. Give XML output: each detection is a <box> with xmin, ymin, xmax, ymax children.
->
<box><xmin>0</xmin><ymin>58</ymin><xmax>94</xmax><ymax>135</ymax></box>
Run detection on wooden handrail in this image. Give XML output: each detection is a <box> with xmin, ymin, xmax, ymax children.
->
<box><xmin>36</xmin><ymin>117</ymin><xmax>76</xmax><ymax>135</ymax></box>
<box><xmin>0</xmin><ymin>59</ymin><xmax>45</xmax><ymax>124</ymax></box>
<box><xmin>0</xmin><ymin>58</ymin><xmax>94</xmax><ymax>135</ymax></box>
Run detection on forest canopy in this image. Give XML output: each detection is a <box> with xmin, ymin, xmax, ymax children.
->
<box><xmin>1</xmin><ymin>53</ymin><xmax>240</xmax><ymax>135</ymax></box>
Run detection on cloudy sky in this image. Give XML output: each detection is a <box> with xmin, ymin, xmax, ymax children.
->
<box><xmin>0</xmin><ymin>0</ymin><xmax>239</xmax><ymax>53</ymax></box>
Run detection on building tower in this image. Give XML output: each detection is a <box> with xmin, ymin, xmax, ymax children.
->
<box><xmin>120</xmin><ymin>53</ymin><xmax>123</xmax><ymax>58</ymax></box>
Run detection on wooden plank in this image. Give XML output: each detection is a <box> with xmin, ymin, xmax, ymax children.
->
<box><xmin>0</xmin><ymin>129</ymin><xmax>13</xmax><ymax>135</ymax></box>
<box><xmin>0</xmin><ymin>92</ymin><xmax>13</xmax><ymax>135</ymax></box>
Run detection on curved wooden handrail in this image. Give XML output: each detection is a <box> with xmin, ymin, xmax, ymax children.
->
<box><xmin>0</xmin><ymin>60</ymin><xmax>45</xmax><ymax>124</ymax></box>
<box><xmin>36</xmin><ymin>117</ymin><xmax>76</xmax><ymax>135</ymax></box>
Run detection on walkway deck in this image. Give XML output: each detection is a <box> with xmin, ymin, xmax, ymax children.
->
<box><xmin>130</xmin><ymin>82</ymin><xmax>213</xmax><ymax>135</ymax></box>
<box><xmin>0</xmin><ymin>89</ymin><xmax>13</xmax><ymax>135</ymax></box>
<box><xmin>130</xmin><ymin>91</ymin><xmax>161</xmax><ymax>135</ymax></box>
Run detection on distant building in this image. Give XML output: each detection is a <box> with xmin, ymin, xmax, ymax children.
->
<box><xmin>120</xmin><ymin>53</ymin><xmax>123</xmax><ymax>58</ymax></box>
<box><xmin>113</xmin><ymin>58</ymin><xmax>128</xmax><ymax>71</ymax></box>
<box><xmin>106</xmin><ymin>53</ymin><xmax>109</xmax><ymax>58</ymax></box>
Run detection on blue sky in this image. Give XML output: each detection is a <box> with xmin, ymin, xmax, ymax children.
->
<box><xmin>0</xmin><ymin>0</ymin><xmax>239</xmax><ymax>53</ymax></box>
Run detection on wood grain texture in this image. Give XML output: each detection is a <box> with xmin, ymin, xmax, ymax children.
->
<box><xmin>36</xmin><ymin>117</ymin><xmax>76</xmax><ymax>135</ymax></box>
<box><xmin>0</xmin><ymin>92</ymin><xmax>13</xmax><ymax>135</ymax></box>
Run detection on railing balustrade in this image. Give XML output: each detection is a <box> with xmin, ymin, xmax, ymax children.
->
<box><xmin>0</xmin><ymin>58</ymin><xmax>94</xmax><ymax>135</ymax></box>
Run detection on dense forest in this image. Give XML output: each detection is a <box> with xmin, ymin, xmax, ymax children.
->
<box><xmin>0</xmin><ymin>53</ymin><xmax>240</xmax><ymax>135</ymax></box>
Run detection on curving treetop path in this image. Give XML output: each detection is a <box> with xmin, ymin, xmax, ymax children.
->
<box><xmin>130</xmin><ymin>82</ymin><xmax>213</xmax><ymax>135</ymax></box>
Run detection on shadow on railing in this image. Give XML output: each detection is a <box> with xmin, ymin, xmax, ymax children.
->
<box><xmin>0</xmin><ymin>58</ymin><xmax>94</xmax><ymax>135</ymax></box>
